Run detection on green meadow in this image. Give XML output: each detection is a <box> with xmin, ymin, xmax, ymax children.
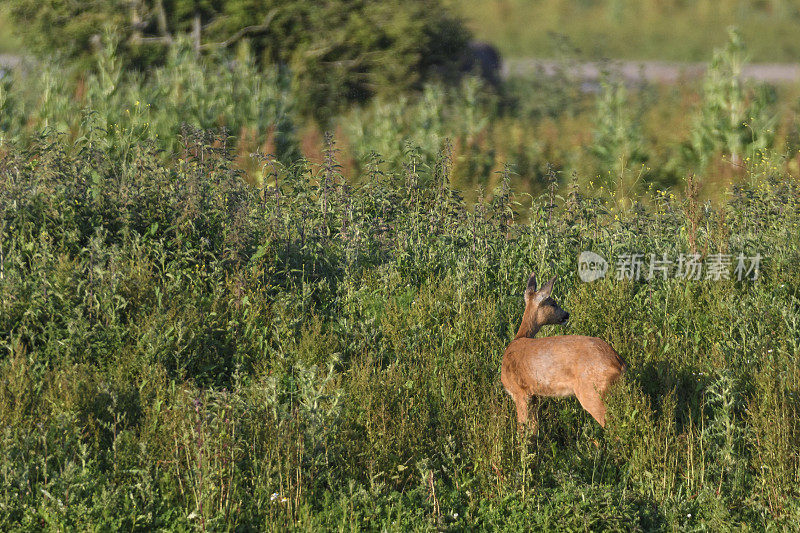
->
<box><xmin>2</xmin><ymin>4</ymin><xmax>800</xmax><ymax>530</ymax></box>
<box><xmin>451</xmin><ymin>0</ymin><xmax>800</xmax><ymax>62</ymax></box>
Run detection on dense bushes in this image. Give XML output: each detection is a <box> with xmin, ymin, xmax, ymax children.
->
<box><xmin>2</xmin><ymin>16</ymin><xmax>800</xmax><ymax>529</ymax></box>
<box><xmin>1</xmin><ymin>122</ymin><xmax>799</xmax><ymax>528</ymax></box>
<box><xmin>2</xmin><ymin>28</ymin><xmax>794</xmax><ymax>203</ymax></box>
<box><xmin>6</xmin><ymin>0</ymin><xmax>470</xmax><ymax>119</ymax></box>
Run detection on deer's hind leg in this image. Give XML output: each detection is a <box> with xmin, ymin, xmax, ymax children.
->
<box><xmin>513</xmin><ymin>394</ymin><xmax>540</xmax><ymax>434</ymax></box>
<box><xmin>512</xmin><ymin>393</ymin><xmax>528</xmax><ymax>425</ymax></box>
<box><xmin>574</xmin><ymin>384</ymin><xmax>607</xmax><ymax>427</ymax></box>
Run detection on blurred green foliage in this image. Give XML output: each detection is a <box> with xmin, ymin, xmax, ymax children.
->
<box><xmin>451</xmin><ymin>0</ymin><xmax>800</xmax><ymax>62</ymax></box>
<box><xmin>1</xmin><ymin>33</ymin><xmax>300</xmax><ymax>162</ymax></box>
<box><xmin>6</xmin><ymin>0</ymin><xmax>469</xmax><ymax>120</ymax></box>
<box><xmin>1</xmin><ymin>27</ymin><xmax>797</xmax><ymax>202</ymax></box>
<box><xmin>689</xmin><ymin>28</ymin><xmax>778</xmax><ymax>168</ymax></box>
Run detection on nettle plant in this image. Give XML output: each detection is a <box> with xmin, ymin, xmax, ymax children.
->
<box><xmin>2</xmin><ymin>33</ymin><xmax>300</xmax><ymax>164</ymax></box>
<box><xmin>591</xmin><ymin>69</ymin><xmax>648</xmax><ymax>192</ymax></box>
<box><xmin>341</xmin><ymin>77</ymin><xmax>495</xmax><ymax>175</ymax></box>
<box><xmin>689</xmin><ymin>27</ymin><xmax>778</xmax><ymax>169</ymax></box>
<box><xmin>591</xmin><ymin>70</ymin><xmax>646</xmax><ymax>168</ymax></box>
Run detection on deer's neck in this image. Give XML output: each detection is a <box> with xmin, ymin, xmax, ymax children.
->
<box><xmin>514</xmin><ymin>307</ymin><xmax>541</xmax><ymax>339</ymax></box>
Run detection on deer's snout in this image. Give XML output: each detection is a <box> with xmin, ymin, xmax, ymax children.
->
<box><xmin>560</xmin><ymin>312</ymin><xmax>570</xmax><ymax>325</ymax></box>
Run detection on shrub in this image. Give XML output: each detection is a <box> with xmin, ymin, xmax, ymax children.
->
<box><xmin>689</xmin><ymin>27</ymin><xmax>777</xmax><ymax>169</ymax></box>
<box><xmin>7</xmin><ymin>0</ymin><xmax>471</xmax><ymax>120</ymax></box>
<box><xmin>1</xmin><ymin>124</ymin><xmax>799</xmax><ymax>528</ymax></box>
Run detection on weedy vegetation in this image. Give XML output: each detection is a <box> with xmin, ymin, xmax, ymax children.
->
<box><xmin>1</xmin><ymin>27</ymin><xmax>800</xmax><ymax>531</ymax></box>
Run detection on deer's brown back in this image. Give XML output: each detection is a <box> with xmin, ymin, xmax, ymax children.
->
<box><xmin>501</xmin><ymin>335</ymin><xmax>625</xmax><ymax>398</ymax></box>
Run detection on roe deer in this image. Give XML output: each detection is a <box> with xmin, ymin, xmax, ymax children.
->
<box><xmin>501</xmin><ymin>273</ymin><xmax>626</xmax><ymax>432</ymax></box>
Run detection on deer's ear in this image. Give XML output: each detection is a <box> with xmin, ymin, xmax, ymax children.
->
<box><xmin>525</xmin><ymin>273</ymin><xmax>537</xmax><ymax>298</ymax></box>
<box><xmin>537</xmin><ymin>275</ymin><xmax>557</xmax><ymax>299</ymax></box>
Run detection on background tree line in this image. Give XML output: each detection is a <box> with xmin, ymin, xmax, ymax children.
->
<box><xmin>7</xmin><ymin>0</ymin><xmax>471</xmax><ymax>120</ymax></box>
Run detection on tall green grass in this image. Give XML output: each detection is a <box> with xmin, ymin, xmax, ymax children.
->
<box><xmin>0</xmin><ymin>35</ymin><xmax>299</xmax><ymax>163</ymax></box>
<box><xmin>2</xmin><ymin>27</ymin><xmax>800</xmax><ymax>530</ymax></box>
<box><xmin>1</xmin><ymin>118</ymin><xmax>799</xmax><ymax>528</ymax></box>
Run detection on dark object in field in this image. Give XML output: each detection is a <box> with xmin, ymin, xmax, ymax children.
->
<box><xmin>501</xmin><ymin>273</ymin><xmax>626</xmax><ymax>433</ymax></box>
<box><xmin>459</xmin><ymin>40</ymin><xmax>502</xmax><ymax>86</ymax></box>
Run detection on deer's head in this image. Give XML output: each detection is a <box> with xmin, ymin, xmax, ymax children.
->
<box><xmin>515</xmin><ymin>273</ymin><xmax>569</xmax><ymax>338</ymax></box>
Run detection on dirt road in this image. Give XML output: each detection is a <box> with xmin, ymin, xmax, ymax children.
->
<box><xmin>503</xmin><ymin>58</ymin><xmax>800</xmax><ymax>84</ymax></box>
<box><xmin>3</xmin><ymin>53</ymin><xmax>799</xmax><ymax>84</ymax></box>
<box><xmin>0</xmin><ymin>54</ymin><xmax>21</xmax><ymax>69</ymax></box>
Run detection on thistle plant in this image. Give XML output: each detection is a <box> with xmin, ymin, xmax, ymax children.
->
<box><xmin>689</xmin><ymin>27</ymin><xmax>777</xmax><ymax>169</ymax></box>
<box><xmin>591</xmin><ymin>69</ymin><xmax>647</xmax><ymax>191</ymax></box>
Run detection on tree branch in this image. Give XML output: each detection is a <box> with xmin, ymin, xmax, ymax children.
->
<box><xmin>132</xmin><ymin>36</ymin><xmax>174</xmax><ymax>45</ymax></box>
<box><xmin>192</xmin><ymin>13</ymin><xmax>201</xmax><ymax>53</ymax></box>
<box><xmin>155</xmin><ymin>0</ymin><xmax>172</xmax><ymax>39</ymax></box>
<box><xmin>200</xmin><ymin>9</ymin><xmax>278</xmax><ymax>50</ymax></box>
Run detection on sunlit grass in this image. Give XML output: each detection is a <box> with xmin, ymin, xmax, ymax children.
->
<box><xmin>0</xmin><ymin>8</ymin><xmax>21</xmax><ymax>54</ymax></box>
<box><xmin>449</xmin><ymin>0</ymin><xmax>800</xmax><ymax>62</ymax></box>
<box><xmin>1</xmin><ymin>122</ymin><xmax>799</xmax><ymax>528</ymax></box>
<box><xmin>1</xmin><ymin>26</ymin><xmax>800</xmax><ymax>529</ymax></box>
